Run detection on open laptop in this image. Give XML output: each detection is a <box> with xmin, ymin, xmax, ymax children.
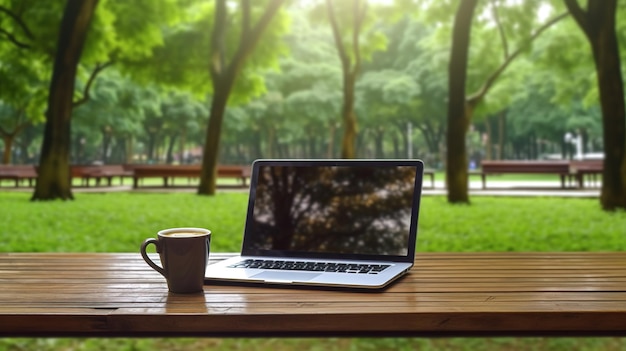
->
<box><xmin>204</xmin><ymin>159</ymin><xmax>424</xmax><ymax>290</ymax></box>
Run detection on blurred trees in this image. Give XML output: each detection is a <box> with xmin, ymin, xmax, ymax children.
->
<box><xmin>445</xmin><ymin>0</ymin><xmax>568</xmax><ymax>203</ymax></box>
<box><xmin>197</xmin><ymin>0</ymin><xmax>287</xmax><ymax>195</ymax></box>
<box><xmin>33</xmin><ymin>0</ymin><xmax>99</xmax><ymax>200</ymax></box>
<box><xmin>0</xmin><ymin>0</ymin><xmax>624</xmax><ymax>207</ymax></box>
<box><xmin>563</xmin><ymin>0</ymin><xmax>626</xmax><ymax>210</ymax></box>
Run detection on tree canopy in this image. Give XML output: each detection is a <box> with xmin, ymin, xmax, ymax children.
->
<box><xmin>1</xmin><ymin>0</ymin><xmax>625</xmax><ymax>209</ymax></box>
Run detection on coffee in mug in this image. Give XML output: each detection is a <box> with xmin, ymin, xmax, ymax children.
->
<box><xmin>140</xmin><ymin>227</ymin><xmax>211</xmax><ymax>294</ymax></box>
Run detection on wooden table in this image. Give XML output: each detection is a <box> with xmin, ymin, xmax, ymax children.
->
<box><xmin>1</xmin><ymin>252</ymin><xmax>625</xmax><ymax>337</ymax></box>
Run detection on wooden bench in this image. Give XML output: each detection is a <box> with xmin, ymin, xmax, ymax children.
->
<box><xmin>81</xmin><ymin>165</ymin><xmax>134</xmax><ymax>187</ymax></box>
<box><xmin>0</xmin><ymin>252</ymin><xmax>625</xmax><ymax>337</ymax></box>
<box><xmin>132</xmin><ymin>164</ymin><xmax>250</xmax><ymax>188</ymax></box>
<box><xmin>569</xmin><ymin>160</ymin><xmax>603</xmax><ymax>188</ymax></box>
<box><xmin>479</xmin><ymin>160</ymin><xmax>572</xmax><ymax>189</ymax></box>
<box><xmin>423</xmin><ymin>169</ymin><xmax>436</xmax><ymax>189</ymax></box>
<box><xmin>70</xmin><ymin>165</ymin><xmax>102</xmax><ymax>187</ymax></box>
<box><xmin>0</xmin><ymin>165</ymin><xmax>37</xmax><ymax>187</ymax></box>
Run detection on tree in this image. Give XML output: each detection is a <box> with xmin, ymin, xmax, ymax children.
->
<box><xmin>358</xmin><ymin>16</ymin><xmax>448</xmax><ymax>161</ymax></box>
<box><xmin>198</xmin><ymin>0</ymin><xmax>286</xmax><ymax>196</ymax></box>
<box><xmin>270</xmin><ymin>8</ymin><xmax>342</xmax><ymax>159</ymax></box>
<box><xmin>219</xmin><ymin>8</ymin><xmax>342</xmax><ymax>162</ymax></box>
<box><xmin>446</xmin><ymin>0</ymin><xmax>478</xmax><ymax>203</ymax></box>
<box><xmin>325</xmin><ymin>0</ymin><xmax>367</xmax><ymax>158</ymax></box>
<box><xmin>446</xmin><ymin>0</ymin><xmax>568</xmax><ymax>203</ymax></box>
<box><xmin>357</xmin><ymin>69</ymin><xmax>420</xmax><ymax>158</ymax></box>
<box><xmin>563</xmin><ymin>0</ymin><xmax>626</xmax><ymax>211</ymax></box>
<box><xmin>72</xmin><ymin>71</ymin><xmax>157</xmax><ymax>164</ymax></box>
<box><xmin>160</xmin><ymin>91</ymin><xmax>207</xmax><ymax>164</ymax></box>
<box><xmin>316</xmin><ymin>0</ymin><xmax>388</xmax><ymax>159</ymax></box>
<box><xmin>0</xmin><ymin>1</ymin><xmax>60</xmax><ymax>164</ymax></box>
<box><xmin>0</xmin><ymin>102</ymin><xmax>35</xmax><ymax>164</ymax></box>
<box><xmin>32</xmin><ymin>0</ymin><xmax>99</xmax><ymax>201</ymax></box>
<box><xmin>0</xmin><ymin>0</ymin><xmax>183</xmax><ymax>198</ymax></box>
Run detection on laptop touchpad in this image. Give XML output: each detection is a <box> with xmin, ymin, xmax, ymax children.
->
<box><xmin>252</xmin><ymin>271</ymin><xmax>321</xmax><ymax>282</ymax></box>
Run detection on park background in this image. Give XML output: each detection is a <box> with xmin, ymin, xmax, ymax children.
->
<box><xmin>1</xmin><ymin>0</ymin><xmax>626</xmax><ymax>350</ymax></box>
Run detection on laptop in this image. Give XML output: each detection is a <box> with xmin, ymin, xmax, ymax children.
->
<box><xmin>204</xmin><ymin>159</ymin><xmax>424</xmax><ymax>290</ymax></box>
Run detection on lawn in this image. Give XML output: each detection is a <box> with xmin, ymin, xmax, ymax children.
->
<box><xmin>1</xmin><ymin>191</ymin><xmax>625</xmax><ymax>350</ymax></box>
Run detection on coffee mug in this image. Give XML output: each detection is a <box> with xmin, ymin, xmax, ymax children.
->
<box><xmin>140</xmin><ymin>227</ymin><xmax>211</xmax><ymax>294</ymax></box>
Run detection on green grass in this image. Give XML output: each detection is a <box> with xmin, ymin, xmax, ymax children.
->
<box><xmin>0</xmin><ymin>192</ymin><xmax>248</xmax><ymax>253</ymax></box>
<box><xmin>1</xmin><ymin>192</ymin><xmax>624</xmax><ymax>253</ymax></box>
<box><xmin>1</xmin><ymin>192</ymin><xmax>625</xmax><ymax>351</ymax></box>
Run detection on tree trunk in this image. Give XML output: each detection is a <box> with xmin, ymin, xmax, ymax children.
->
<box><xmin>146</xmin><ymin>133</ymin><xmax>156</xmax><ymax>162</ymax></box>
<box><xmin>178</xmin><ymin>130</ymin><xmax>186</xmax><ymax>164</ymax></box>
<box><xmin>327</xmin><ymin>121</ymin><xmax>336</xmax><ymax>158</ymax></box>
<box><xmin>565</xmin><ymin>0</ymin><xmax>626</xmax><ymax>210</ymax></box>
<box><xmin>497</xmin><ymin>111</ymin><xmax>506</xmax><ymax>160</ymax></box>
<box><xmin>398</xmin><ymin>123</ymin><xmax>409</xmax><ymax>157</ymax></box>
<box><xmin>126</xmin><ymin>135</ymin><xmax>134</xmax><ymax>164</ymax></box>
<box><xmin>1</xmin><ymin>121</ymin><xmax>29</xmax><ymax>164</ymax></box>
<box><xmin>166</xmin><ymin>135</ymin><xmax>177</xmax><ymax>164</ymax></box>
<box><xmin>101</xmin><ymin>130</ymin><xmax>111</xmax><ymax>163</ymax></box>
<box><xmin>340</xmin><ymin>73</ymin><xmax>358</xmax><ymax>158</ymax></box>
<box><xmin>374</xmin><ymin>127</ymin><xmax>384</xmax><ymax>158</ymax></box>
<box><xmin>588</xmin><ymin>16</ymin><xmax>626</xmax><ymax>210</ymax></box>
<box><xmin>198</xmin><ymin>87</ymin><xmax>230</xmax><ymax>195</ymax></box>
<box><xmin>32</xmin><ymin>0</ymin><xmax>99</xmax><ymax>201</ymax></box>
<box><xmin>2</xmin><ymin>136</ymin><xmax>13</xmax><ymax>164</ymax></box>
<box><xmin>446</xmin><ymin>5</ymin><xmax>566</xmax><ymax>203</ymax></box>
<box><xmin>266</xmin><ymin>126</ymin><xmax>275</xmax><ymax>158</ymax></box>
<box><xmin>197</xmin><ymin>0</ymin><xmax>284</xmax><ymax>195</ymax></box>
<box><xmin>484</xmin><ymin>119</ymin><xmax>492</xmax><ymax>161</ymax></box>
<box><xmin>326</xmin><ymin>0</ymin><xmax>365</xmax><ymax>159</ymax></box>
<box><xmin>446</xmin><ymin>0</ymin><xmax>478</xmax><ymax>203</ymax></box>
<box><xmin>392</xmin><ymin>131</ymin><xmax>400</xmax><ymax>158</ymax></box>
<box><xmin>308</xmin><ymin>134</ymin><xmax>317</xmax><ymax>158</ymax></box>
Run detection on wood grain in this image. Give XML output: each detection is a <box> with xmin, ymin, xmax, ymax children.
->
<box><xmin>0</xmin><ymin>252</ymin><xmax>625</xmax><ymax>337</ymax></box>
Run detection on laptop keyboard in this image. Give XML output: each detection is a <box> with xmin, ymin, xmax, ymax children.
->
<box><xmin>227</xmin><ymin>259</ymin><xmax>390</xmax><ymax>274</ymax></box>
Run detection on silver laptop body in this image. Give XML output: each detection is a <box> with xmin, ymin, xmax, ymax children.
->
<box><xmin>205</xmin><ymin>159</ymin><xmax>424</xmax><ymax>289</ymax></box>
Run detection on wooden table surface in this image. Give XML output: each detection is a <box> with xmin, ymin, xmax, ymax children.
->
<box><xmin>1</xmin><ymin>252</ymin><xmax>625</xmax><ymax>337</ymax></box>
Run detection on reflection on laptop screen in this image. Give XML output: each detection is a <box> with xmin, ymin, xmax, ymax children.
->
<box><xmin>243</xmin><ymin>165</ymin><xmax>417</xmax><ymax>256</ymax></box>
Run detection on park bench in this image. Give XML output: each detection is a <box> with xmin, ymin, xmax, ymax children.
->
<box><xmin>0</xmin><ymin>252</ymin><xmax>624</xmax><ymax>337</ymax></box>
<box><xmin>479</xmin><ymin>160</ymin><xmax>572</xmax><ymax>189</ymax></box>
<box><xmin>0</xmin><ymin>165</ymin><xmax>135</xmax><ymax>188</ymax></box>
<box><xmin>132</xmin><ymin>164</ymin><xmax>250</xmax><ymax>188</ymax></box>
<box><xmin>423</xmin><ymin>169</ymin><xmax>436</xmax><ymax>189</ymax></box>
<box><xmin>81</xmin><ymin>164</ymin><xmax>134</xmax><ymax>187</ymax></box>
<box><xmin>0</xmin><ymin>165</ymin><xmax>37</xmax><ymax>187</ymax></box>
<box><xmin>569</xmin><ymin>159</ymin><xmax>603</xmax><ymax>188</ymax></box>
<box><xmin>70</xmin><ymin>165</ymin><xmax>103</xmax><ymax>187</ymax></box>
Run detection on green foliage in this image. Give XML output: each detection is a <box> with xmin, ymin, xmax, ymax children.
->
<box><xmin>1</xmin><ymin>0</ymin><xmax>66</xmax><ymax>54</ymax></box>
<box><xmin>0</xmin><ymin>0</ymin><xmax>622</xmax><ymax>173</ymax></box>
<box><xmin>127</xmin><ymin>8</ymin><xmax>213</xmax><ymax>95</ymax></box>
<box><xmin>531</xmin><ymin>15</ymin><xmax>596</xmax><ymax>107</ymax></box>
<box><xmin>309</xmin><ymin>0</ymin><xmax>389</xmax><ymax>64</ymax></box>
<box><xmin>505</xmin><ymin>71</ymin><xmax>603</xmax><ymax>148</ymax></box>
<box><xmin>84</xmin><ymin>0</ymin><xmax>186</xmax><ymax>65</ymax></box>
<box><xmin>359</xmin><ymin>15</ymin><xmax>447</xmax><ymax>156</ymax></box>
<box><xmin>127</xmin><ymin>0</ymin><xmax>290</xmax><ymax>103</ymax></box>
<box><xmin>0</xmin><ymin>0</ymin><xmax>58</xmax><ymax>127</ymax></box>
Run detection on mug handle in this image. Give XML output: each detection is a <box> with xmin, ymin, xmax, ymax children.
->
<box><xmin>140</xmin><ymin>238</ymin><xmax>166</xmax><ymax>277</ymax></box>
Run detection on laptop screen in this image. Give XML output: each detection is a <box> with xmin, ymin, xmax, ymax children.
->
<box><xmin>241</xmin><ymin>160</ymin><xmax>423</xmax><ymax>262</ymax></box>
